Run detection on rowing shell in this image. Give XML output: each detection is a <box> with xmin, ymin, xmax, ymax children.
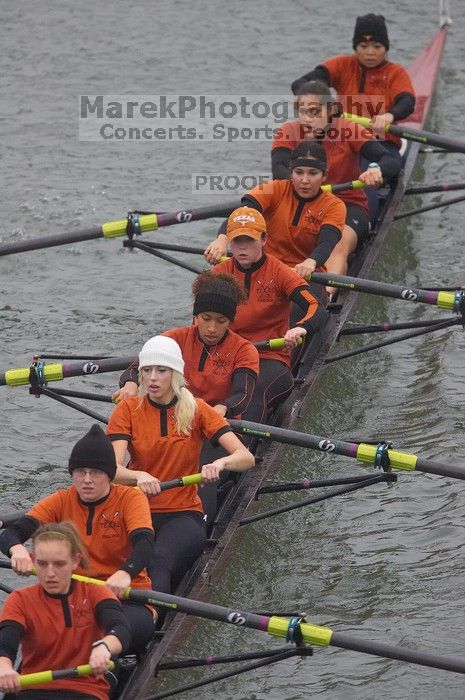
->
<box><xmin>117</xmin><ymin>17</ymin><xmax>450</xmax><ymax>700</ymax></box>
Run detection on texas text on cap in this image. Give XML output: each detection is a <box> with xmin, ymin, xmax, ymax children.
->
<box><xmin>226</xmin><ymin>206</ymin><xmax>266</xmax><ymax>242</ymax></box>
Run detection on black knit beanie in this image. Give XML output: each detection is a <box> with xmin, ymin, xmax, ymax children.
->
<box><xmin>193</xmin><ymin>292</ymin><xmax>237</xmax><ymax>321</ymax></box>
<box><xmin>352</xmin><ymin>14</ymin><xmax>389</xmax><ymax>50</ymax></box>
<box><xmin>68</xmin><ymin>424</ymin><xmax>117</xmax><ymax>480</ymax></box>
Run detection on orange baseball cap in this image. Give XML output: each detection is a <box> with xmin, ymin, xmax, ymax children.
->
<box><xmin>226</xmin><ymin>206</ymin><xmax>266</xmax><ymax>242</ymax></box>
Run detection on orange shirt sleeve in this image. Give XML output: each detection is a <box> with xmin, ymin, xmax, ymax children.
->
<box><xmin>107</xmin><ymin>400</ymin><xmax>133</xmax><ymax>441</ymax></box>
<box><xmin>235</xmin><ymin>340</ymin><xmax>259</xmax><ymax>376</ymax></box>
<box><xmin>247</xmin><ymin>179</ymin><xmax>286</xmax><ymax>216</ymax></box>
<box><xmin>89</xmin><ymin>581</ymin><xmax>119</xmax><ymax>606</ymax></box>
<box><xmin>388</xmin><ymin>63</ymin><xmax>414</xmax><ymax>99</ymax></box>
<box><xmin>196</xmin><ymin>399</ymin><xmax>231</xmax><ymax>442</ymax></box>
<box><xmin>322</xmin><ymin>55</ymin><xmax>350</xmax><ymax>91</ymax></box>
<box><xmin>121</xmin><ymin>487</ymin><xmax>153</xmax><ymax>533</ymax></box>
<box><xmin>272</xmin><ymin>121</ymin><xmax>299</xmax><ymax>151</ymax></box>
<box><xmin>27</xmin><ymin>491</ymin><xmax>65</xmax><ymax>523</ymax></box>
<box><xmin>277</xmin><ymin>262</ymin><xmax>322</xmax><ymax>328</ymax></box>
<box><xmin>1</xmin><ymin>589</ymin><xmax>27</xmax><ymax>628</ymax></box>
<box><xmin>324</xmin><ymin>193</ymin><xmax>346</xmax><ymax>232</ymax></box>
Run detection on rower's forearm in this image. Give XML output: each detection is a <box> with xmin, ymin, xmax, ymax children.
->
<box><xmin>223</xmin><ymin>448</ymin><xmax>255</xmax><ymax>471</ymax></box>
<box><xmin>114</xmin><ymin>465</ymin><xmax>139</xmax><ymax>485</ymax></box>
<box><xmin>102</xmin><ymin>633</ymin><xmax>123</xmax><ymax>656</ymax></box>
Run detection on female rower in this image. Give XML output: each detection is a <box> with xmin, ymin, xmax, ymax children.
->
<box><xmin>291</xmin><ymin>13</ymin><xmax>415</xmax><ymax>155</ymax></box>
<box><xmin>107</xmin><ymin>335</ymin><xmax>254</xmax><ymax>594</ymax></box>
<box><xmin>114</xmin><ymin>271</ymin><xmax>259</xmax><ymax>419</ymax></box>
<box><xmin>0</xmin><ymin>424</ymin><xmax>156</xmax><ymax>655</ymax></box>
<box><xmin>0</xmin><ymin>521</ymin><xmax>130</xmax><ymax>699</ymax></box>
<box><xmin>271</xmin><ymin>82</ymin><xmax>401</xmax><ymax>277</ymax></box>
<box><xmin>205</xmin><ymin>141</ymin><xmax>346</xmax><ymax>283</ymax></box>
<box><xmin>211</xmin><ymin>206</ymin><xmax>328</xmax><ymax>423</ymax></box>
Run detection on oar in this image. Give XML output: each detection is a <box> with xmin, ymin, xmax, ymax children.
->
<box><xmin>0</xmin><ymin>355</ymin><xmax>137</xmax><ymax>387</ymax></box>
<box><xmin>321</xmin><ymin>180</ymin><xmax>365</xmax><ymax>193</ymax></box>
<box><xmin>19</xmin><ymin>661</ymin><xmax>115</xmax><ymax>688</ymax></box>
<box><xmin>72</xmin><ymin>574</ymin><xmax>465</xmax><ymax>676</ymax></box>
<box><xmin>405</xmin><ymin>182</ymin><xmax>465</xmax><ymax>195</ymax></box>
<box><xmin>228</xmin><ymin>419</ymin><xmax>465</xmax><ymax>482</ymax></box>
<box><xmin>0</xmin><ymin>201</ymin><xmax>240</xmax><ymax>257</ymax></box>
<box><xmin>309</xmin><ymin>272</ymin><xmax>465</xmax><ymax>312</ymax></box>
<box><xmin>253</xmin><ymin>337</ymin><xmax>304</xmax><ymax>351</ymax></box>
<box><xmin>343</xmin><ymin>112</ymin><xmax>465</xmax><ymax>154</ymax></box>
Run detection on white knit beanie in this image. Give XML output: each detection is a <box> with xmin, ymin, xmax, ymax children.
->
<box><xmin>138</xmin><ymin>336</ymin><xmax>185</xmax><ymax>374</ymax></box>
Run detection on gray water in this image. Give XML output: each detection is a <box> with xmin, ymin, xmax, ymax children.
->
<box><xmin>1</xmin><ymin>1</ymin><xmax>465</xmax><ymax>698</ymax></box>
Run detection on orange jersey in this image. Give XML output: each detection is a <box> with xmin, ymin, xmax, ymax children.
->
<box><xmin>323</xmin><ymin>55</ymin><xmax>415</xmax><ymax>146</ymax></box>
<box><xmin>27</xmin><ymin>484</ymin><xmax>152</xmax><ymax>589</ymax></box>
<box><xmin>163</xmin><ymin>325</ymin><xmax>259</xmax><ymax>409</ymax></box>
<box><xmin>272</xmin><ymin>117</ymin><xmax>373</xmax><ymax>210</ymax></box>
<box><xmin>1</xmin><ymin>580</ymin><xmax>117</xmax><ymax>700</ymax></box>
<box><xmin>213</xmin><ymin>254</ymin><xmax>323</xmax><ymax>364</ymax></box>
<box><xmin>107</xmin><ymin>397</ymin><xmax>230</xmax><ymax>513</ymax></box>
<box><xmin>248</xmin><ymin>179</ymin><xmax>346</xmax><ymax>267</ymax></box>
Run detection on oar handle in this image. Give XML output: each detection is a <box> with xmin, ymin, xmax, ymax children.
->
<box><xmin>19</xmin><ymin>661</ymin><xmax>115</xmax><ymax>687</ymax></box>
<box><xmin>159</xmin><ymin>473</ymin><xmax>203</xmax><ymax>491</ymax></box>
<box><xmin>321</xmin><ymin>180</ymin><xmax>365</xmax><ymax>193</ymax></box>
<box><xmin>253</xmin><ymin>337</ymin><xmax>304</xmax><ymax>351</ymax></box>
<box><xmin>343</xmin><ymin>112</ymin><xmax>387</xmax><ymax>132</ymax></box>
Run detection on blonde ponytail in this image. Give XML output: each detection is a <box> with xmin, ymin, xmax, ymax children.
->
<box><xmin>138</xmin><ymin>368</ymin><xmax>197</xmax><ymax>435</ymax></box>
<box><xmin>171</xmin><ymin>371</ymin><xmax>197</xmax><ymax>435</ymax></box>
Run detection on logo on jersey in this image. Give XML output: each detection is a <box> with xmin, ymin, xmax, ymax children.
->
<box><xmin>70</xmin><ymin>597</ymin><xmax>94</xmax><ymax>628</ymax></box>
<box><xmin>256</xmin><ymin>278</ymin><xmax>277</xmax><ymax>302</ymax></box>
<box><xmin>99</xmin><ymin>512</ymin><xmax>123</xmax><ymax>538</ymax></box>
<box><xmin>210</xmin><ymin>351</ymin><xmax>232</xmax><ymax>376</ymax></box>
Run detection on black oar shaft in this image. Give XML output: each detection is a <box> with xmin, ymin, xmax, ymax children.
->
<box><xmin>387</xmin><ymin>124</ymin><xmax>465</xmax><ymax>154</ymax></box>
<box><xmin>310</xmin><ymin>272</ymin><xmax>460</xmax><ymax>311</ymax></box>
<box><xmin>155</xmin><ymin>202</ymin><xmax>239</xmax><ymax>226</ymax></box>
<box><xmin>395</xmin><ymin>193</ymin><xmax>465</xmax><ymax>220</ymax></box>
<box><xmin>331</xmin><ymin>632</ymin><xmax>465</xmax><ymax>674</ymax></box>
<box><xmin>0</xmin><ymin>227</ymin><xmax>105</xmax><ymax>255</ymax></box>
<box><xmin>124</xmin><ymin>241</ymin><xmax>206</xmax><ymax>255</ymax></box>
<box><xmin>228</xmin><ymin>419</ymin><xmax>465</xmax><ymax>481</ymax></box>
<box><xmin>405</xmin><ymin>182</ymin><xmax>465</xmax><ymax>195</ymax></box>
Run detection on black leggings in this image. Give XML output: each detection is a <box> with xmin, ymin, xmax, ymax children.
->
<box><xmin>148</xmin><ymin>511</ymin><xmax>207</xmax><ymax>594</ymax></box>
<box><xmin>122</xmin><ymin>599</ymin><xmax>156</xmax><ymax>655</ymax></box>
<box><xmin>242</xmin><ymin>358</ymin><xmax>294</xmax><ymax>424</ymax></box>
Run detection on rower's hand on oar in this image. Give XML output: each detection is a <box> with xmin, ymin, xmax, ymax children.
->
<box><xmin>134</xmin><ymin>471</ymin><xmax>161</xmax><ymax>496</ymax></box>
<box><xmin>112</xmin><ymin>381</ymin><xmax>138</xmax><ymax>404</ymax></box>
<box><xmin>105</xmin><ymin>569</ymin><xmax>131</xmax><ymax>598</ymax></box>
<box><xmin>89</xmin><ymin>641</ymin><xmax>112</xmax><ymax>678</ymax></box>
<box><xmin>359</xmin><ymin>165</ymin><xmax>383</xmax><ymax>187</ymax></box>
<box><xmin>204</xmin><ymin>235</ymin><xmax>228</xmax><ymax>264</ymax></box>
<box><xmin>0</xmin><ymin>661</ymin><xmax>20</xmax><ymax>693</ymax></box>
<box><xmin>10</xmin><ymin>543</ymin><xmax>34</xmax><ymax>576</ymax></box>
<box><xmin>370</xmin><ymin>112</ymin><xmax>394</xmax><ymax>131</ymax></box>
<box><xmin>201</xmin><ymin>460</ymin><xmax>226</xmax><ymax>484</ymax></box>
<box><xmin>294</xmin><ymin>258</ymin><xmax>317</xmax><ymax>280</ymax></box>
<box><xmin>284</xmin><ymin>327</ymin><xmax>307</xmax><ymax>351</ymax></box>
